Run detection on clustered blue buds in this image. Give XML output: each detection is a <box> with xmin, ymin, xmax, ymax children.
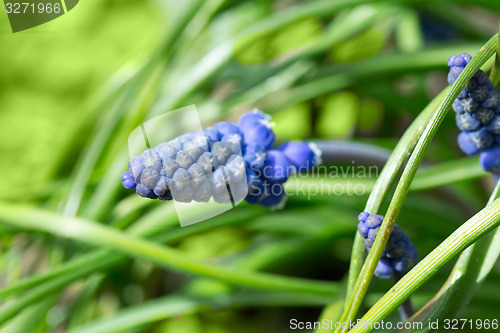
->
<box><xmin>121</xmin><ymin>110</ymin><xmax>321</xmax><ymax>208</ymax></box>
<box><xmin>357</xmin><ymin>212</ymin><xmax>418</xmax><ymax>280</ymax></box>
<box><xmin>448</xmin><ymin>53</ymin><xmax>500</xmax><ymax>174</ymax></box>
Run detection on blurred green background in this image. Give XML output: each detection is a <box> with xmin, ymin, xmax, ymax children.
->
<box><xmin>1</xmin><ymin>0</ymin><xmax>500</xmax><ymax>332</ymax></box>
<box><xmin>0</xmin><ymin>0</ymin><xmax>164</xmax><ymax>198</ymax></box>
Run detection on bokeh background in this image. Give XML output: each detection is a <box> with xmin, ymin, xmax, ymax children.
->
<box><xmin>1</xmin><ymin>0</ymin><xmax>500</xmax><ymax>332</ymax></box>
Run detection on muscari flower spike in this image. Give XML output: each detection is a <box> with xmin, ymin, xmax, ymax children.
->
<box><xmin>357</xmin><ymin>212</ymin><xmax>418</xmax><ymax>280</ymax></box>
<box><xmin>121</xmin><ymin>109</ymin><xmax>321</xmax><ymax>209</ymax></box>
<box><xmin>448</xmin><ymin>53</ymin><xmax>500</xmax><ymax>176</ymax></box>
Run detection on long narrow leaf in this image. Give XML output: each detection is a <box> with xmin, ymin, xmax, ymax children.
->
<box><xmin>337</xmin><ymin>34</ymin><xmax>498</xmax><ymax>332</ymax></box>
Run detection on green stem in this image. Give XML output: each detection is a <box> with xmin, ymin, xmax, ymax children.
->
<box><xmin>1</xmin><ymin>141</ymin><xmax>476</xmax><ymax>305</ymax></box>
<box><xmin>0</xmin><ymin>202</ymin><xmax>337</xmax><ymax>297</ymax></box>
<box><xmin>346</xmin><ymin>88</ymin><xmax>449</xmax><ymax>303</ymax></box>
<box><xmin>490</xmin><ymin>23</ymin><xmax>500</xmax><ymax>86</ymax></box>
<box><xmin>341</xmin><ymin>34</ymin><xmax>498</xmax><ymax>332</ymax></box>
<box><xmin>398</xmin><ymin>180</ymin><xmax>500</xmax><ymax>332</ymax></box>
<box><xmin>315</xmin><ymin>71</ymin><xmax>450</xmax><ymax>333</ymax></box>
<box><xmin>0</xmin><ymin>207</ymin><xmax>263</xmax><ymax>306</ymax></box>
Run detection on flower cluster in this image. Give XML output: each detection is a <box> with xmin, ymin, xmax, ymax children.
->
<box><xmin>357</xmin><ymin>212</ymin><xmax>418</xmax><ymax>279</ymax></box>
<box><xmin>121</xmin><ymin>110</ymin><xmax>321</xmax><ymax>208</ymax></box>
<box><xmin>448</xmin><ymin>53</ymin><xmax>500</xmax><ymax>174</ymax></box>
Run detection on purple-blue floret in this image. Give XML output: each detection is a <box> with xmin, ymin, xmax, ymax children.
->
<box><xmin>357</xmin><ymin>212</ymin><xmax>418</xmax><ymax>280</ymax></box>
<box><xmin>121</xmin><ymin>110</ymin><xmax>321</xmax><ymax>209</ymax></box>
<box><xmin>448</xmin><ymin>53</ymin><xmax>500</xmax><ymax>176</ymax></box>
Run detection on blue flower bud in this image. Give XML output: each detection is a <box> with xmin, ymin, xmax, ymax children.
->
<box><xmin>375</xmin><ymin>258</ymin><xmax>394</xmax><ymax>280</ymax></box>
<box><xmin>469</xmin><ymin>128</ymin><xmax>494</xmax><ymax>150</ymax></box>
<box><xmin>474</xmin><ymin>107</ymin><xmax>495</xmax><ymax>125</ymax></box>
<box><xmin>203</xmin><ymin>127</ymin><xmax>221</xmax><ymax>142</ymax></box>
<box><xmin>479</xmin><ymin>147</ymin><xmax>500</xmax><ymax>173</ymax></box>
<box><xmin>221</xmin><ymin>134</ymin><xmax>243</xmax><ymax>154</ymax></box>
<box><xmin>172</xmin><ymin>168</ymin><xmax>191</xmax><ymax>191</ymax></box>
<box><xmin>364</xmin><ymin>237</ymin><xmax>374</xmax><ymax>249</ymax></box>
<box><xmin>245</xmin><ymin>168</ymin><xmax>266</xmax><ymax>204</ymax></box>
<box><xmin>473</xmin><ymin>70</ymin><xmax>489</xmax><ymax>85</ymax></box>
<box><xmin>393</xmin><ymin>243</ymin><xmax>418</xmax><ymax>273</ymax></box>
<box><xmin>367</xmin><ymin>227</ymin><xmax>380</xmax><ymax>240</ymax></box>
<box><xmin>158</xmin><ymin>190</ymin><xmax>172</xmax><ymax>201</ymax></box>
<box><xmin>183</xmin><ymin>140</ymin><xmax>206</xmax><ymax>161</ymax></box>
<box><xmin>243</xmin><ymin>144</ymin><xmax>266</xmax><ymax>170</ymax></box>
<box><xmin>358</xmin><ymin>212</ymin><xmax>370</xmax><ymax>223</ymax></box>
<box><xmin>259</xmin><ymin>183</ymin><xmax>287</xmax><ymax>209</ymax></box>
<box><xmin>452</xmin><ymin>99</ymin><xmax>464</xmax><ymax>113</ymax></box>
<box><xmin>465</xmin><ymin>80</ymin><xmax>477</xmax><ymax>93</ymax></box>
<box><xmin>176</xmin><ymin>150</ymin><xmax>195</xmax><ymax>169</ymax></box>
<box><xmin>121</xmin><ymin>171</ymin><xmax>136</xmax><ymax>190</ymax></box>
<box><xmin>365</xmin><ymin>214</ymin><xmax>383</xmax><ymax>228</ymax></box>
<box><xmin>357</xmin><ymin>212</ymin><xmax>418</xmax><ymax>279</ymax></box>
<box><xmin>447</xmin><ymin>66</ymin><xmax>463</xmax><ymax>85</ymax></box>
<box><xmin>187</xmin><ymin>163</ymin><xmax>206</xmax><ymax>187</ymax></box>
<box><xmin>457</xmin><ymin>131</ymin><xmax>480</xmax><ymax>155</ymax></box>
<box><xmin>211</xmin><ymin>142</ymin><xmax>233</xmax><ymax>166</ymax></box>
<box><xmin>470</xmin><ymin>85</ymin><xmax>489</xmax><ymax>102</ymax></box>
<box><xmin>448</xmin><ymin>53</ymin><xmax>470</xmax><ymax>67</ymax></box>
<box><xmin>160</xmin><ymin>157</ymin><xmax>179</xmax><ymax>178</ymax></box>
<box><xmin>225</xmin><ymin>154</ymin><xmax>246</xmax><ymax>181</ymax></box>
<box><xmin>386</xmin><ymin>241</ymin><xmax>406</xmax><ymax>258</ymax></box>
<box><xmin>136</xmin><ymin>183</ymin><xmax>157</xmax><ymax>199</ymax></box>
<box><xmin>461</xmin><ymin>97</ymin><xmax>479</xmax><ymax>113</ymax></box>
<box><xmin>483</xmin><ymin>93</ymin><xmax>499</xmax><ymax>108</ymax></box>
<box><xmin>390</xmin><ymin>223</ymin><xmax>404</xmax><ymax>241</ymax></box>
<box><xmin>197</xmin><ymin>151</ymin><xmax>214</xmax><ymax>174</ymax></box>
<box><xmin>277</xmin><ymin>141</ymin><xmax>321</xmax><ymax>173</ymax></box>
<box><xmin>214</xmin><ymin>121</ymin><xmax>240</xmax><ymax>136</ymax></box>
<box><xmin>456</xmin><ymin>112</ymin><xmax>480</xmax><ymax>132</ymax></box>
<box><xmin>237</xmin><ymin>109</ymin><xmax>271</xmax><ymax>132</ymax></box>
<box><xmin>486</xmin><ymin>115</ymin><xmax>500</xmax><ymax>134</ymax></box>
<box><xmin>262</xmin><ymin>150</ymin><xmax>292</xmax><ymax>184</ymax></box>
<box><xmin>141</xmin><ymin>149</ymin><xmax>162</xmax><ymax>171</ymax></box>
<box><xmin>210</xmin><ymin>166</ymin><xmax>228</xmax><ymax>192</ymax></box>
<box><xmin>155</xmin><ymin>142</ymin><xmax>177</xmax><ymax>160</ymax></box>
<box><xmin>447</xmin><ymin>54</ymin><xmax>457</xmax><ymax>67</ymax></box>
<box><xmin>128</xmin><ymin>156</ymin><xmax>144</xmax><ymax>182</ymax></box>
<box><xmin>357</xmin><ymin>222</ymin><xmax>369</xmax><ymax>238</ymax></box>
<box><xmin>153</xmin><ymin>176</ymin><xmax>170</xmax><ymax>197</ymax></box>
<box><xmin>458</xmin><ymin>89</ymin><xmax>467</xmax><ymax>99</ymax></box>
<box><xmin>240</xmin><ymin>118</ymin><xmax>275</xmax><ymax>150</ymax></box>
<box><xmin>460</xmin><ymin>53</ymin><xmax>472</xmax><ymax>64</ymax></box>
<box><xmin>140</xmin><ymin>168</ymin><xmax>160</xmax><ymax>189</ymax></box>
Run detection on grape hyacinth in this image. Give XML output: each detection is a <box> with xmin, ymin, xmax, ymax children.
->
<box><xmin>121</xmin><ymin>110</ymin><xmax>321</xmax><ymax>209</ymax></box>
<box><xmin>448</xmin><ymin>53</ymin><xmax>500</xmax><ymax>176</ymax></box>
<box><xmin>357</xmin><ymin>212</ymin><xmax>418</xmax><ymax>280</ymax></box>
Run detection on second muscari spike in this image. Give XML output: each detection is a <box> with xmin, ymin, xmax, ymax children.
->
<box><xmin>357</xmin><ymin>212</ymin><xmax>418</xmax><ymax>280</ymax></box>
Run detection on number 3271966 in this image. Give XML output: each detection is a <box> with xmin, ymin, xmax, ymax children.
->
<box><xmin>443</xmin><ymin>318</ymin><xmax>498</xmax><ymax>330</ymax></box>
<box><xmin>5</xmin><ymin>2</ymin><xmax>61</xmax><ymax>14</ymax></box>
